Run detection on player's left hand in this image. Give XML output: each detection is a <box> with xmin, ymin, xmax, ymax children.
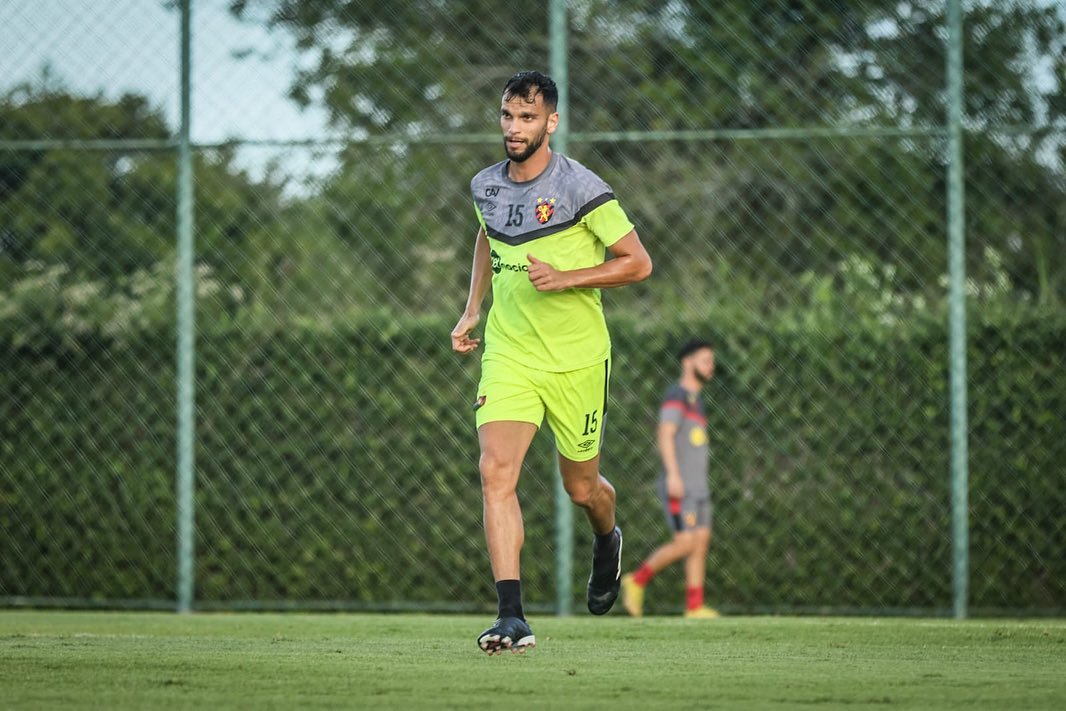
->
<box><xmin>527</xmin><ymin>254</ymin><xmax>570</xmax><ymax>292</ymax></box>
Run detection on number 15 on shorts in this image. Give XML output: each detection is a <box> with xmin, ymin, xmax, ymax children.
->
<box><xmin>582</xmin><ymin>410</ymin><xmax>599</xmax><ymax>436</ymax></box>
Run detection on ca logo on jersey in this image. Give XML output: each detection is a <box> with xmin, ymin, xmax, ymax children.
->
<box><xmin>535</xmin><ymin>197</ymin><xmax>556</xmax><ymax>224</ymax></box>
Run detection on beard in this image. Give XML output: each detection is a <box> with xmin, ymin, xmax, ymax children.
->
<box><xmin>504</xmin><ymin>126</ymin><xmax>548</xmax><ymax>162</ymax></box>
<box><xmin>695</xmin><ymin>369</ymin><xmax>713</xmax><ymax>384</ymax></box>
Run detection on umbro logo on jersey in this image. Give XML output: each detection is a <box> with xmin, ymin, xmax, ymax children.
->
<box><xmin>535</xmin><ymin>197</ymin><xmax>556</xmax><ymax>224</ymax></box>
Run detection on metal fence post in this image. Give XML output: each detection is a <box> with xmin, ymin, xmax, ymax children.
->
<box><xmin>175</xmin><ymin>0</ymin><xmax>196</xmax><ymax>613</ymax></box>
<box><xmin>945</xmin><ymin>0</ymin><xmax>969</xmax><ymax>620</ymax></box>
<box><xmin>550</xmin><ymin>0</ymin><xmax>573</xmax><ymax>617</ymax></box>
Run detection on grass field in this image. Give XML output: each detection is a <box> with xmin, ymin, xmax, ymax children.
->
<box><xmin>1</xmin><ymin>611</ymin><xmax>1064</xmax><ymax>709</ymax></box>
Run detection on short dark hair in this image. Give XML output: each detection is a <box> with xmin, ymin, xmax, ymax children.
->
<box><xmin>677</xmin><ymin>338</ymin><xmax>713</xmax><ymax>361</ymax></box>
<box><xmin>503</xmin><ymin>71</ymin><xmax>558</xmax><ymax>111</ymax></box>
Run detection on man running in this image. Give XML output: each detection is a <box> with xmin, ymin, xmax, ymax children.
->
<box><xmin>451</xmin><ymin>70</ymin><xmax>652</xmax><ymax>654</ymax></box>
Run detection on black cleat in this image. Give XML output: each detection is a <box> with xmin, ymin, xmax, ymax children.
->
<box><xmin>587</xmin><ymin>525</ymin><xmax>623</xmax><ymax>615</ymax></box>
<box><xmin>477</xmin><ymin>616</ymin><xmax>536</xmax><ymax>655</ymax></box>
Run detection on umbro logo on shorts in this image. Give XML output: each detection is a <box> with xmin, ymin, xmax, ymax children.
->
<box><xmin>577</xmin><ymin>439</ymin><xmax>595</xmax><ymax>451</ymax></box>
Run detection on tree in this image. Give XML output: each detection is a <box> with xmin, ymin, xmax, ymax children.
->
<box><xmin>0</xmin><ymin>84</ymin><xmax>288</xmax><ymax>305</ymax></box>
<box><xmin>230</xmin><ymin>0</ymin><xmax>1066</xmax><ymax>312</ymax></box>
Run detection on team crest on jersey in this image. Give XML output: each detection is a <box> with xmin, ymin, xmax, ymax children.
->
<box><xmin>535</xmin><ymin>197</ymin><xmax>556</xmax><ymax>224</ymax></box>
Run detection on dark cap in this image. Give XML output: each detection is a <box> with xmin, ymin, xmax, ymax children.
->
<box><xmin>677</xmin><ymin>338</ymin><xmax>713</xmax><ymax>361</ymax></box>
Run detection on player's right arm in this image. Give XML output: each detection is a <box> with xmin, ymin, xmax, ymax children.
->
<box><xmin>451</xmin><ymin>225</ymin><xmax>491</xmax><ymax>354</ymax></box>
<box><xmin>657</xmin><ymin>420</ymin><xmax>684</xmax><ymax>499</ymax></box>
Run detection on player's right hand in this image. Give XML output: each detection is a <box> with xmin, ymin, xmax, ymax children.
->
<box><xmin>451</xmin><ymin>312</ymin><xmax>481</xmax><ymax>354</ymax></box>
<box><xmin>666</xmin><ymin>474</ymin><xmax>684</xmax><ymax>500</ymax></box>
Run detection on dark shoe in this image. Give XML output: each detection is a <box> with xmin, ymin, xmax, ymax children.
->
<box><xmin>477</xmin><ymin>616</ymin><xmax>535</xmax><ymax>655</ymax></box>
<box><xmin>587</xmin><ymin>526</ymin><xmax>622</xmax><ymax>615</ymax></box>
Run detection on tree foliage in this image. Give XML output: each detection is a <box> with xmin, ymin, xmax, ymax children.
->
<box><xmin>227</xmin><ymin>0</ymin><xmax>1065</xmax><ymax>311</ymax></box>
<box><xmin>3</xmin><ymin>3</ymin><xmax>1063</xmax><ymax>323</ymax></box>
<box><xmin>0</xmin><ymin>84</ymin><xmax>288</xmax><ymax>315</ymax></box>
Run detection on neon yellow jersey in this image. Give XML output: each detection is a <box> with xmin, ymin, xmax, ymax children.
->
<box><xmin>470</xmin><ymin>153</ymin><xmax>635</xmax><ymax>372</ymax></box>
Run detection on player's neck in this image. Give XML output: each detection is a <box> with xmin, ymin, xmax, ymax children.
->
<box><xmin>679</xmin><ymin>375</ymin><xmax>703</xmax><ymax>394</ymax></box>
<box><xmin>507</xmin><ymin>147</ymin><xmax>553</xmax><ymax>183</ymax></box>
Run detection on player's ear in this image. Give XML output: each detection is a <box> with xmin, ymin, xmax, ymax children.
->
<box><xmin>547</xmin><ymin>111</ymin><xmax>559</xmax><ymax>135</ymax></box>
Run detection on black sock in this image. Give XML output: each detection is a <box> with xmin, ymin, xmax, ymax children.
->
<box><xmin>496</xmin><ymin>579</ymin><xmax>524</xmax><ymax>620</ymax></box>
<box><xmin>594</xmin><ymin>527</ymin><xmax>617</xmax><ymax>549</ymax></box>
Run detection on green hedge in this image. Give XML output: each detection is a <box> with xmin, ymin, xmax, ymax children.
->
<box><xmin>2</xmin><ymin>314</ymin><xmax>1063</xmax><ymax>613</ymax></box>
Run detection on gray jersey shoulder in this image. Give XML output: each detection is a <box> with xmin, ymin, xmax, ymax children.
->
<box><xmin>659</xmin><ymin>384</ymin><xmax>692</xmax><ymax>422</ymax></box>
<box><xmin>470</xmin><ymin>155</ymin><xmax>617</xmax><ymax>246</ymax></box>
<box><xmin>661</xmin><ymin>384</ymin><xmax>687</xmax><ymax>405</ymax></box>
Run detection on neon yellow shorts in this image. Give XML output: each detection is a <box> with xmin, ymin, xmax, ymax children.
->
<box><xmin>474</xmin><ymin>355</ymin><xmax>611</xmax><ymax>462</ymax></box>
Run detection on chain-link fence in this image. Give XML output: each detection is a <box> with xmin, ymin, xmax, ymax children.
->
<box><xmin>1</xmin><ymin>0</ymin><xmax>1063</xmax><ymax>616</ymax></box>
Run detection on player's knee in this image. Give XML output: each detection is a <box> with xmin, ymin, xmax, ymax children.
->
<box><xmin>688</xmin><ymin>528</ymin><xmax>710</xmax><ymax>555</ymax></box>
<box><xmin>478</xmin><ymin>452</ymin><xmax>519</xmax><ymax>498</ymax></box>
<box><xmin>673</xmin><ymin>531</ymin><xmax>696</xmax><ymax>553</ymax></box>
<box><xmin>480</xmin><ymin>472</ymin><xmax>517</xmax><ymax>501</ymax></box>
<box><xmin>563</xmin><ymin>477</ymin><xmax>601</xmax><ymax>508</ymax></box>
<box><xmin>564</xmin><ymin>481</ymin><xmax>593</xmax><ymax>507</ymax></box>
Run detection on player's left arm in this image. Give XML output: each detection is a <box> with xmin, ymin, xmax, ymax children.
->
<box><xmin>527</xmin><ymin>230</ymin><xmax>652</xmax><ymax>292</ymax></box>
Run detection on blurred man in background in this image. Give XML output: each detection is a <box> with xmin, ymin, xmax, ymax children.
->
<box><xmin>622</xmin><ymin>338</ymin><xmax>720</xmax><ymax>619</ymax></box>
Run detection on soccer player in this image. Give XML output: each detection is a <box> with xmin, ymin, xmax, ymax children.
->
<box><xmin>621</xmin><ymin>339</ymin><xmax>720</xmax><ymax>619</ymax></box>
<box><xmin>451</xmin><ymin>70</ymin><xmax>653</xmax><ymax>654</ymax></box>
